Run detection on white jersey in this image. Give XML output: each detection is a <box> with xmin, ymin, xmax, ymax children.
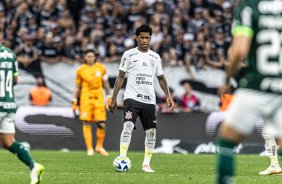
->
<box><xmin>119</xmin><ymin>47</ymin><xmax>163</xmax><ymax>105</ymax></box>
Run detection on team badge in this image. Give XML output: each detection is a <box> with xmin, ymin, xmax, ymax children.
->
<box><xmin>96</xmin><ymin>71</ymin><xmax>101</xmax><ymax>76</ymax></box>
<box><xmin>125</xmin><ymin>111</ymin><xmax>132</xmax><ymax>119</ymax></box>
<box><xmin>150</xmin><ymin>59</ymin><xmax>155</xmax><ymax>67</ymax></box>
<box><xmin>82</xmin><ymin>112</ymin><xmax>87</xmax><ymax>117</ymax></box>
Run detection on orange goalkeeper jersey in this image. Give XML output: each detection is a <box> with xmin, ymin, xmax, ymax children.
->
<box><xmin>75</xmin><ymin>62</ymin><xmax>107</xmax><ymax>100</ymax></box>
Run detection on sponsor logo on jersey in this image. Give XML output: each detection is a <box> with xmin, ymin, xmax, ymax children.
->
<box><xmin>149</xmin><ymin>53</ymin><xmax>158</xmax><ymax>60</ymax></box>
<box><xmin>136</xmin><ymin>94</ymin><xmax>151</xmax><ymax>100</ymax></box>
<box><xmin>0</xmin><ymin>102</ymin><xmax>16</xmax><ymax>109</ymax></box>
<box><xmin>129</xmin><ymin>52</ymin><xmax>138</xmax><ymax>58</ymax></box>
<box><xmin>125</xmin><ymin>111</ymin><xmax>132</xmax><ymax>119</ymax></box>
<box><xmin>150</xmin><ymin>59</ymin><xmax>155</xmax><ymax>67</ymax></box>
<box><xmin>122</xmin><ymin>58</ymin><xmax>126</xmax><ymax>67</ymax></box>
<box><xmin>143</xmin><ymin>62</ymin><xmax>147</xmax><ymax>66</ymax></box>
<box><xmin>136</xmin><ymin>76</ymin><xmax>153</xmax><ymax>85</ymax></box>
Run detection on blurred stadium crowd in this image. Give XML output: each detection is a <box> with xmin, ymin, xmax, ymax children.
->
<box><xmin>1</xmin><ymin>0</ymin><xmax>236</xmax><ymax>111</ymax></box>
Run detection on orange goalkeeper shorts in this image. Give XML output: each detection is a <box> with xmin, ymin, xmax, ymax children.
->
<box><xmin>79</xmin><ymin>96</ymin><xmax>106</xmax><ymax>122</ymax></box>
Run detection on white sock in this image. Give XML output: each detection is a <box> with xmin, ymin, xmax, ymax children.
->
<box><xmin>262</xmin><ymin>134</ymin><xmax>279</xmax><ymax>166</ymax></box>
<box><xmin>143</xmin><ymin>158</ymin><xmax>150</xmax><ymax>166</ymax></box>
<box><xmin>143</xmin><ymin>128</ymin><xmax>156</xmax><ymax>167</ymax></box>
<box><xmin>120</xmin><ymin>121</ymin><xmax>134</xmax><ymax>156</ymax></box>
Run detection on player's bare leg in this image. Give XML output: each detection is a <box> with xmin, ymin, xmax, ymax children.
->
<box><xmin>120</xmin><ymin>121</ymin><xmax>134</xmax><ymax>157</ymax></box>
<box><xmin>83</xmin><ymin>121</ymin><xmax>94</xmax><ymax>156</ymax></box>
<box><xmin>260</xmin><ymin>131</ymin><xmax>281</xmax><ymax>175</ymax></box>
<box><xmin>142</xmin><ymin>128</ymin><xmax>156</xmax><ymax>172</ymax></box>
<box><xmin>216</xmin><ymin>123</ymin><xmax>244</xmax><ymax>184</ymax></box>
<box><xmin>95</xmin><ymin>122</ymin><xmax>109</xmax><ymax>156</ymax></box>
<box><xmin>0</xmin><ymin>133</ymin><xmax>44</xmax><ymax>184</ymax></box>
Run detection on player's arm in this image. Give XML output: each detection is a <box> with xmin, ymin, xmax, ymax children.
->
<box><xmin>72</xmin><ymin>83</ymin><xmax>81</xmax><ymax>115</ymax></box>
<box><xmin>157</xmin><ymin>74</ymin><xmax>175</xmax><ymax>111</ymax></box>
<box><xmin>108</xmin><ymin>70</ymin><xmax>125</xmax><ymax>113</ymax></box>
<box><xmin>13</xmin><ymin>57</ymin><xmax>18</xmax><ymax>85</ymax></box>
<box><xmin>14</xmin><ymin>75</ymin><xmax>18</xmax><ymax>85</ymax></box>
<box><xmin>102</xmin><ymin>75</ymin><xmax>111</xmax><ymax>108</ymax></box>
<box><xmin>72</xmin><ymin>83</ymin><xmax>81</xmax><ymax>101</ymax></box>
<box><xmin>227</xmin><ymin>3</ymin><xmax>253</xmax><ymax>79</ymax></box>
<box><xmin>226</xmin><ymin>34</ymin><xmax>252</xmax><ymax>78</ymax></box>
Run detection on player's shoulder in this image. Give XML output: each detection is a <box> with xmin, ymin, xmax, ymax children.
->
<box><xmin>235</xmin><ymin>0</ymin><xmax>259</xmax><ymax>10</ymax></box>
<box><xmin>76</xmin><ymin>63</ymin><xmax>87</xmax><ymax>72</ymax></box>
<box><xmin>123</xmin><ymin>47</ymin><xmax>138</xmax><ymax>57</ymax></box>
<box><xmin>148</xmin><ymin>49</ymin><xmax>161</xmax><ymax>60</ymax></box>
<box><xmin>0</xmin><ymin>46</ymin><xmax>16</xmax><ymax>60</ymax></box>
<box><xmin>95</xmin><ymin>62</ymin><xmax>106</xmax><ymax>69</ymax></box>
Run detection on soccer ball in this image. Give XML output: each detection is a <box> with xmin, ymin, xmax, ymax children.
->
<box><xmin>113</xmin><ymin>156</ymin><xmax>131</xmax><ymax>172</ymax></box>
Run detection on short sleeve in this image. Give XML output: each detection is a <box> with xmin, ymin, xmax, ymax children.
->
<box><xmin>75</xmin><ymin>69</ymin><xmax>81</xmax><ymax>84</ymax></box>
<box><xmin>155</xmin><ymin>55</ymin><xmax>163</xmax><ymax>76</ymax></box>
<box><xmin>119</xmin><ymin>51</ymin><xmax>129</xmax><ymax>72</ymax></box>
<box><xmin>102</xmin><ymin>65</ymin><xmax>108</xmax><ymax>80</ymax></box>
<box><xmin>232</xmin><ymin>2</ymin><xmax>254</xmax><ymax>37</ymax></box>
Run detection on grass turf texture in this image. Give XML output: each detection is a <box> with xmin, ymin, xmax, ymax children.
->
<box><xmin>0</xmin><ymin>150</ymin><xmax>282</xmax><ymax>184</ymax></box>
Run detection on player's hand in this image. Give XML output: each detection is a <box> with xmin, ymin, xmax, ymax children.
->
<box><xmin>167</xmin><ymin>97</ymin><xmax>175</xmax><ymax>111</ymax></box>
<box><xmin>72</xmin><ymin>100</ymin><xmax>80</xmax><ymax>116</ymax></box>
<box><xmin>106</xmin><ymin>96</ymin><xmax>111</xmax><ymax>109</ymax></box>
<box><xmin>108</xmin><ymin>97</ymin><xmax>117</xmax><ymax>113</ymax></box>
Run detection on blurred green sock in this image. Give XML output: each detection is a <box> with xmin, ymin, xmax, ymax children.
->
<box><xmin>9</xmin><ymin>141</ymin><xmax>35</xmax><ymax>170</ymax></box>
<box><xmin>216</xmin><ymin>137</ymin><xmax>237</xmax><ymax>184</ymax></box>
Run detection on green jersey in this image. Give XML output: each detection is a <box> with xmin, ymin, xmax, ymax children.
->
<box><xmin>233</xmin><ymin>0</ymin><xmax>282</xmax><ymax>93</ymax></box>
<box><xmin>0</xmin><ymin>45</ymin><xmax>18</xmax><ymax>113</ymax></box>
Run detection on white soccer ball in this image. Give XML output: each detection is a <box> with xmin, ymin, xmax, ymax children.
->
<box><xmin>113</xmin><ymin>156</ymin><xmax>131</xmax><ymax>172</ymax></box>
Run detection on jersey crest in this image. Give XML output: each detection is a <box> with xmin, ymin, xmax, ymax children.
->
<box><xmin>150</xmin><ymin>59</ymin><xmax>155</xmax><ymax>67</ymax></box>
<box><xmin>125</xmin><ymin>111</ymin><xmax>132</xmax><ymax>120</ymax></box>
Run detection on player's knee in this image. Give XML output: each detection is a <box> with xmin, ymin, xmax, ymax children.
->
<box><xmin>1</xmin><ymin>140</ymin><xmax>13</xmax><ymax>149</ymax></box>
<box><xmin>83</xmin><ymin>121</ymin><xmax>92</xmax><ymax>126</ymax></box>
<box><xmin>123</xmin><ymin>121</ymin><xmax>134</xmax><ymax>132</ymax></box>
<box><xmin>145</xmin><ymin>128</ymin><xmax>156</xmax><ymax>138</ymax></box>
<box><xmin>97</xmin><ymin>122</ymin><xmax>105</xmax><ymax>129</ymax></box>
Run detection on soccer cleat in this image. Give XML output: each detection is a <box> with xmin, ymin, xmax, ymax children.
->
<box><xmin>259</xmin><ymin>165</ymin><xmax>282</xmax><ymax>175</ymax></box>
<box><xmin>87</xmin><ymin>149</ymin><xmax>94</xmax><ymax>156</ymax></box>
<box><xmin>142</xmin><ymin>165</ymin><xmax>155</xmax><ymax>172</ymax></box>
<box><xmin>30</xmin><ymin>163</ymin><xmax>44</xmax><ymax>184</ymax></box>
<box><xmin>95</xmin><ymin>147</ymin><xmax>109</xmax><ymax>156</ymax></box>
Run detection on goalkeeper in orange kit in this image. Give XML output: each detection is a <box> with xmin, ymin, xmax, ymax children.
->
<box><xmin>72</xmin><ymin>49</ymin><xmax>111</xmax><ymax>156</ymax></box>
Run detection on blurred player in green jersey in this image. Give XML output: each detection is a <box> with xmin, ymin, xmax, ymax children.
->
<box><xmin>0</xmin><ymin>28</ymin><xmax>44</xmax><ymax>184</ymax></box>
<box><xmin>217</xmin><ymin>0</ymin><xmax>282</xmax><ymax>183</ymax></box>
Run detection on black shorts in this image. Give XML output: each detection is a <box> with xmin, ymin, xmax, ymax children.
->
<box><xmin>123</xmin><ymin>99</ymin><xmax>157</xmax><ymax>131</ymax></box>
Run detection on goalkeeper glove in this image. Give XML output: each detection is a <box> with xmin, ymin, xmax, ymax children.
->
<box><xmin>72</xmin><ymin>100</ymin><xmax>80</xmax><ymax>116</ymax></box>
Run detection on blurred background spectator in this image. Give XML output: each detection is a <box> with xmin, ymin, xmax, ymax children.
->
<box><xmin>1</xmin><ymin>0</ymin><xmax>237</xmax><ymax>111</ymax></box>
<box><xmin>180</xmin><ymin>82</ymin><xmax>200</xmax><ymax>112</ymax></box>
<box><xmin>158</xmin><ymin>87</ymin><xmax>181</xmax><ymax>113</ymax></box>
<box><xmin>30</xmin><ymin>77</ymin><xmax>52</xmax><ymax>106</ymax></box>
<box><xmin>1</xmin><ymin>0</ymin><xmax>235</xmax><ymax>65</ymax></box>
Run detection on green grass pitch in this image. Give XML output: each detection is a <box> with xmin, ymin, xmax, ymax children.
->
<box><xmin>0</xmin><ymin>149</ymin><xmax>282</xmax><ymax>184</ymax></box>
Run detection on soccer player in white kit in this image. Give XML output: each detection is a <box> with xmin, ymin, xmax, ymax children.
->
<box><xmin>108</xmin><ymin>24</ymin><xmax>175</xmax><ymax>172</ymax></box>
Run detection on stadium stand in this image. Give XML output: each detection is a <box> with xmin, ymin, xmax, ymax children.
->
<box><xmin>1</xmin><ymin>0</ymin><xmax>236</xmax><ymax>112</ymax></box>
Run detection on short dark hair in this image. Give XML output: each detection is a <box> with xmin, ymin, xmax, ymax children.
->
<box><xmin>135</xmin><ymin>24</ymin><xmax>152</xmax><ymax>36</ymax></box>
<box><xmin>84</xmin><ymin>49</ymin><xmax>97</xmax><ymax>56</ymax></box>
